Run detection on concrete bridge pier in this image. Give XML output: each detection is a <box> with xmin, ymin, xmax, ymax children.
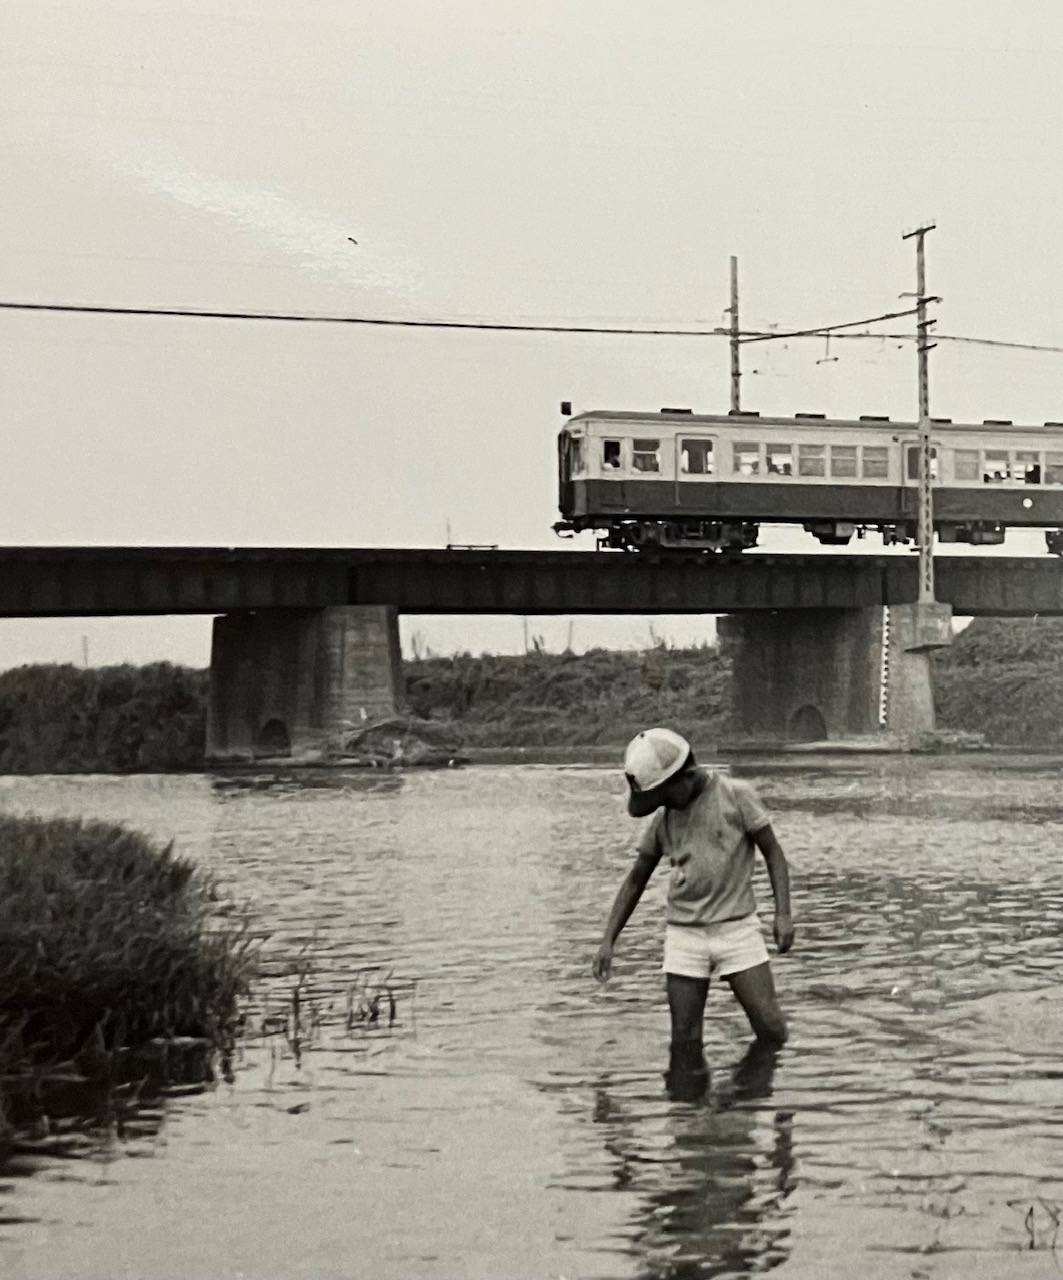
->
<box><xmin>719</xmin><ymin>603</ymin><xmax>952</xmax><ymax>743</ymax></box>
<box><xmin>206</xmin><ymin>606</ymin><xmax>403</xmax><ymax>763</ymax></box>
<box><xmin>718</xmin><ymin>609</ymin><xmax>885</xmax><ymax>742</ymax></box>
<box><xmin>882</xmin><ymin>602</ymin><xmax>953</xmax><ymax>737</ymax></box>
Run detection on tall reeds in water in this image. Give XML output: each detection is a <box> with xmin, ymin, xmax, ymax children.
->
<box><xmin>0</xmin><ymin>815</ymin><xmax>254</xmax><ymax>1141</ymax></box>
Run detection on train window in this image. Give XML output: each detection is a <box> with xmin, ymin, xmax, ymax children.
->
<box><xmin>830</xmin><ymin>445</ymin><xmax>858</xmax><ymax>478</ymax></box>
<box><xmin>983</xmin><ymin>450</ymin><xmax>1010</xmax><ymax>483</ymax></box>
<box><xmin>953</xmin><ymin>449</ymin><xmax>979</xmax><ymax>482</ymax></box>
<box><xmin>1015</xmin><ymin>450</ymin><xmax>1041</xmax><ymax>484</ymax></box>
<box><xmin>568</xmin><ymin>436</ymin><xmax>585</xmax><ymax>475</ymax></box>
<box><xmin>798</xmin><ymin>444</ymin><xmax>825</xmax><ymax>478</ymax></box>
<box><xmin>602</xmin><ymin>439</ymin><xmax>622</xmax><ymax>469</ymax></box>
<box><xmin>905</xmin><ymin>445</ymin><xmax>939</xmax><ymax>481</ymax></box>
<box><xmin>1045</xmin><ymin>454</ymin><xmax>1063</xmax><ymax>485</ymax></box>
<box><xmin>766</xmin><ymin>444</ymin><xmax>793</xmax><ymax>476</ymax></box>
<box><xmin>862</xmin><ymin>446</ymin><xmax>889</xmax><ymax>479</ymax></box>
<box><xmin>680</xmin><ymin>438</ymin><xmax>715</xmax><ymax>475</ymax></box>
<box><xmin>734</xmin><ymin>443</ymin><xmax>761</xmax><ymax>475</ymax></box>
<box><xmin>632</xmin><ymin>438</ymin><xmax>661</xmax><ymax>473</ymax></box>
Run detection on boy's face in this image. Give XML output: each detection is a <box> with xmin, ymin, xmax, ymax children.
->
<box><xmin>660</xmin><ymin>767</ymin><xmax>701</xmax><ymax>811</ymax></box>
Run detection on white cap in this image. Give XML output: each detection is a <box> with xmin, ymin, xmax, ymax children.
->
<box><xmin>624</xmin><ymin>728</ymin><xmax>691</xmax><ymax>815</ymax></box>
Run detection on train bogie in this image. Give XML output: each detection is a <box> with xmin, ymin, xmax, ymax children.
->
<box><xmin>596</xmin><ymin>520</ymin><xmax>759</xmax><ymax>553</ymax></box>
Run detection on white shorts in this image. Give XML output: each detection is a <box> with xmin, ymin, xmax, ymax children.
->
<box><xmin>663</xmin><ymin>913</ymin><xmax>769</xmax><ymax>980</ymax></box>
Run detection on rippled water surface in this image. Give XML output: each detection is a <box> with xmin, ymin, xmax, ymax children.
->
<box><xmin>2</xmin><ymin>756</ymin><xmax>1063</xmax><ymax>1279</ymax></box>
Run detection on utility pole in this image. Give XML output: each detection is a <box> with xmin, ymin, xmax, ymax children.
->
<box><xmin>901</xmin><ymin>223</ymin><xmax>938</xmax><ymax>603</ymax></box>
<box><xmin>728</xmin><ymin>256</ymin><xmax>741</xmax><ymax>412</ymax></box>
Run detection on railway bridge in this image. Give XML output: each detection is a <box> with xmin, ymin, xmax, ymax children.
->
<box><xmin>1</xmin><ymin>545</ymin><xmax>1058</xmax><ymax>759</ymax></box>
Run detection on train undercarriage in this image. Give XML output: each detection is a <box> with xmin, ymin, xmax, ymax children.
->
<box><xmin>555</xmin><ymin>518</ymin><xmax>1063</xmax><ymax>555</ymax></box>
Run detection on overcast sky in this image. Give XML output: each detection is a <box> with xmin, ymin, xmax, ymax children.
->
<box><xmin>0</xmin><ymin>0</ymin><xmax>1060</xmax><ymax>666</ymax></box>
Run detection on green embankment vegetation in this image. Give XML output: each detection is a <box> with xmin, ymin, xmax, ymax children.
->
<box><xmin>0</xmin><ymin>663</ymin><xmax>207</xmax><ymax>772</ymax></box>
<box><xmin>405</xmin><ymin>642</ymin><xmax>732</xmax><ymax>747</ymax></box>
<box><xmin>0</xmin><ymin>815</ymin><xmax>253</xmax><ymax>1139</ymax></box>
<box><xmin>0</xmin><ymin>617</ymin><xmax>1059</xmax><ymax>768</ymax></box>
<box><xmin>407</xmin><ymin>619</ymin><xmax>1063</xmax><ymax>749</ymax></box>
<box><xmin>932</xmin><ymin>617</ymin><xmax>1063</xmax><ymax>748</ymax></box>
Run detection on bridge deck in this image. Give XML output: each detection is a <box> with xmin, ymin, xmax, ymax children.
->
<box><xmin>0</xmin><ymin>547</ymin><xmax>1059</xmax><ymax>616</ymax></box>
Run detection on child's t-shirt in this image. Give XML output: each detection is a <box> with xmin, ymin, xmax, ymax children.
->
<box><xmin>635</xmin><ymin>769</ymin><xmax>771</xmax><ymax>926</ymax></box>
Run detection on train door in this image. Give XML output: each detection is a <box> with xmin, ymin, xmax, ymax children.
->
<box><xmin>900</xmin><ymin>439</ymin><xmax>938</xmax><ymax>518</ymax></box>
<box><xmin>674</xmin><ymin>434</ymin><xmax>717</xmax><ymax>510</ymax></box>
<box><xmin>558</xmin><ymin>430</ymin><xmax>586</xmax><ymax>484</ymax></box>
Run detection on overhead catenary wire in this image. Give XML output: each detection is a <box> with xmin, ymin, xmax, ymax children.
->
<box><xmin>735</xmin><ymin>305</ymin><xmax>919</xmax><ymax>345</ymax></box>
<box><xmin>0</xmin><ymin>297</ymin><xmax>918</xmax><ymax>338</ymax></box>
<box><xmin>0</xmin><ymin>299</ymin><xmax>721</xmax><ymax>336</ymax></box>
<box><xmin>0</xmin><ymin>297</ymin><xmax>1060</xmax><ymax>353</ymax></box>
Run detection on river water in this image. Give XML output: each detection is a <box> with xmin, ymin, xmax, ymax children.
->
<box><xmin>1</xmin><ymin>756</ymin><xmax>1062</xmax><ymax>1279</ymax></box>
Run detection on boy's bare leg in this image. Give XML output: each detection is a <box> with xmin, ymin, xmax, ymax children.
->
<box><xmin>730</xmin><ymin>1039</ymin><xmax>780</xmax><ymax>1100</ymax></box>
<box><xmin>666</xmin><ymin>974</ymin><xmax>709</xmax><ymax>1074</ymax></box>
<box><xmin>726</xmin><ymin>961</ymin><xmax>788</xmax><ymax>1047</ymax></box>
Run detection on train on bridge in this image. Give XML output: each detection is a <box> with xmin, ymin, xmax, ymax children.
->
<box><xmin>555</xmin><ymin>408</ymin><xmax>1063</xmax><ymax>554</ymax></box>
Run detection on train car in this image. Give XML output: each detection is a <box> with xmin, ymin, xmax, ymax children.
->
<box><xmin>555</xmin><ymin>408</ymin><xmax>1063</xmax><ymax>553</ymax></box>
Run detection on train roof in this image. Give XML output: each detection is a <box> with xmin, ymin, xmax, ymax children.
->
<box><xmin>566</xmin><ymin>409</ymin><xmax>1063</xmax><ymax>433</ymax></box>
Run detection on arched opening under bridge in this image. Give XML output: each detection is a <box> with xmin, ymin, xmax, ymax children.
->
<box><xmin>787</xmin><ymin>704</ymin><xmax>827</xmax><ymax>742</ymax></box>
<box><xmin>255</xmin><ymin>718</ymin><xmax>291</xmax><ymax>757</ymax></box>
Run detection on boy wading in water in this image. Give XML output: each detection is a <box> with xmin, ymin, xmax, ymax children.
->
<box><xmin>593</xmin><ymin>728</ymin><xmax>794</xmax><ymax>1097</ymax></box>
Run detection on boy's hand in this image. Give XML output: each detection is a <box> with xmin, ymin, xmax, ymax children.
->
<box><xmin>773</xmin><ymin>912</ymin><xmax>795</xmax><ymax>954</ymax></box>
<box><xmin>593</xmin><ymin>942</ymin><xmax>614</xmax><ymax>982</ymax></box>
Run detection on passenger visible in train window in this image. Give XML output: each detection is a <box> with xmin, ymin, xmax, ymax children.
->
<box><xmin>1045</xmin><ymin>454</ymin><xmax>1063</xmax><ymax>485</ymax></box>
<box><xmin>982</xmin><ymin>450</ymin><xmax>1009</xmax><ymax>483</ymax></box>
<box><xmin>633</xmin><ymin>439</ymin><xmax>661</xmax><ymax>473</ymax></box>
<box><xmin>767</xmin><ymin>444</ymin><xmax>792</xmax><ymax>476</ymax></box>
<box><xmin>1015</xmin><ymin>451</ymin><xmax>1041</xmax><ymax>484</ymax></box>
<box><xmin>734</xmin><ymin>444</ymin><xmax>761</xmax><ymax>476</ymax></box>
<box><xmin>603</xmin><ymin>440</ymin><xmax>622</xmax><ymax>469</ymax></box>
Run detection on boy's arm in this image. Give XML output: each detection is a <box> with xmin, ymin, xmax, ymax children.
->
<box><xmin>753</xmin><ymin>824</ymin><xmax>795</xmax><ymax>954</ymax></box>
<box><xmin>593</xmin><ymin>850</ymin><xmax>661</xmax><ymax>982</ymax></box>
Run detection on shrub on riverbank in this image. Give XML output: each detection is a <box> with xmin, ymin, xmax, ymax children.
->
<box><xmin>3</xmin><ymin>619</ymin><xmax>1062</xmax><ymax>767</ymax></box>
<box><xmin>933</xmin><ymin>617</ymin><xmax>1063</xmax><ymax>748</ymax></box>
<box><xmin>404</xmin><ymin>642</ymin><xmax>732</xmax><ymax>746</ymax></box>
<box><xmin>0</xmin><ymin>815</ymin><xmax>253</xmax><ymax>1132</ymax></box>
<box><xmin>0</xmin><ymin>663</ymin><xmax>207</xmax><ymax>773</ymax></box>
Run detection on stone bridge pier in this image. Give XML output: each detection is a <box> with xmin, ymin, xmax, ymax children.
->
<box><xmin>718</xmin><ymin>603</ymin><xmax>951</xmax><ymax>743</ymax></box>
<box><xmin>206</xmin><ymin>606</ymin><xmax>403</xmax><ymax>763</ymax></box>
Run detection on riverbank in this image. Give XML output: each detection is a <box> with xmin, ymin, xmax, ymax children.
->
<box><xmin>0</xmin><ymin>816</ymin><xmax>254</xmax><ymax>1146</ymax></box>
<box><xmin>404</xmin><ymin>642</ymin><xmax>731</xmax><ymax>748</ymax></box>
<box><xmin>0</xmin><ymin>617</ymin><xmax>1059</xmax><ymax>769</ymax></box>
<box><xmin>0</xmin><ymin>662</ymin><xmax>206</xmax><ymax>773</ymax></box>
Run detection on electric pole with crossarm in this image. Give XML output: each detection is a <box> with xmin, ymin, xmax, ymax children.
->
<box><xmin>902</xmin><ymin>222</ymin><xmax>940</xmax><ymax>602</ymax></box>
<box><xmin>887</xmin><ymin>222</ymin><xmax>953</xmax><ymax>737</ymax></box>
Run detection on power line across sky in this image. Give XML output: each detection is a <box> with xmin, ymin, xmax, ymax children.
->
<box><xmin>0</xmin><ymin>297</ymin><xmax>1061</xmax><ymax>354</ymax></box>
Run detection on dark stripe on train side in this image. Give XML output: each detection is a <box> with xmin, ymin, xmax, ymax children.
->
<box><xmin>561</xmin><ymin>479</ymin><xmax>1063</xmax><ymax>527</ymax></box>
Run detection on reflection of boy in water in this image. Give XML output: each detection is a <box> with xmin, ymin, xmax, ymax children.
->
<box><xmin>593</xmin><ymin>1044</ymin><xmax>795</xmax><ymax>1274</ymax></box>
<box><xmin>593</xmin><ymin>729</ymin><xmax>794</xmax><ymax>1096</ymax></box>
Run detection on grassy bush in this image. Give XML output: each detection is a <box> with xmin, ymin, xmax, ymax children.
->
<box><xmin>404</xmin><ymin>643</ymin><xmax>733</xmax><ymax>747</ymax></box>
<box><xmin>7</xmin><ymin>621</ymin><xmax>1063</xmax><ymax>765</ymax></box>
<box><xmin>0</xmin><ymin>815</ymin><xmax>253</xmax><ymax>1124</ymax></box>
<box><xmin>934</xmin><ymin>618</ymin><xmax>1063</xmax><ymax>748</ymax></box>
<box><xmin>0</xmin><ymin>663</ymin><xmax>207</xmax><ymax>773</ymax></box>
